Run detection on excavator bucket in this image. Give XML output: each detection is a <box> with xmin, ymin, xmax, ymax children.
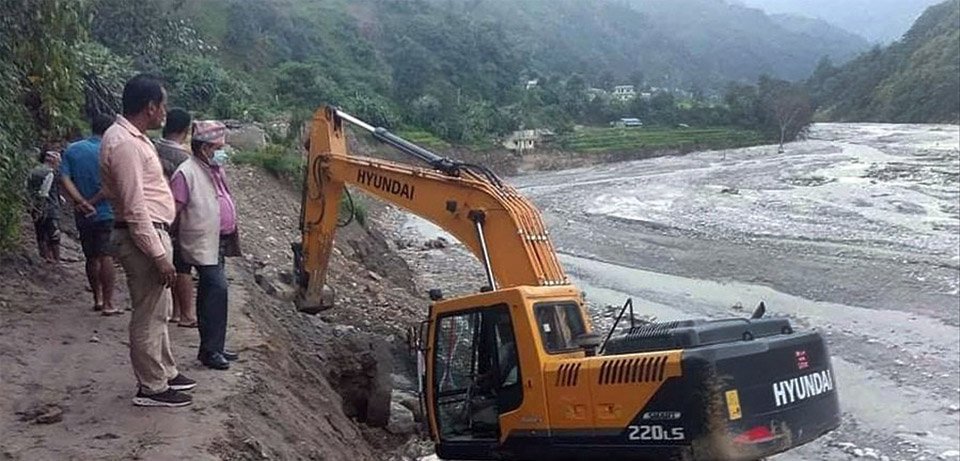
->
<box><xmin>296</xmin><ymin>282</ymin><xmax>335</xmax><ymax>314</ymax></box>
<box><xmin>292</xmin><ymin>241</ymin><xmax>336</xmax><ymax>314</ymax></box>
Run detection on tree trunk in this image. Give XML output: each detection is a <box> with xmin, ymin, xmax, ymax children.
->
<box><xmin>778</xmin><ymin>124</ymin><xmax>787</xmax><ymax>153</ymax></box>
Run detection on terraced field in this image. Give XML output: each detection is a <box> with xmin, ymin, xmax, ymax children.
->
<box><xmin>559</xmin><ymin>126</ymin><xmax>764</xmax><ymax>153</ymax></box>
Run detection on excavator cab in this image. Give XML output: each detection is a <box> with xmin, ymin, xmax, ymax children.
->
<box><xmin>423</xmin><ymin>286</ymin><xmax>590</xmax><ymax>460</ymax></box>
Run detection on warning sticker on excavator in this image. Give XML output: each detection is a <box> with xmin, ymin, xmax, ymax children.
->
<box><xmin>725</xmin><ymin>389</ymin><xmax>742</xmax><ymax>421</ymax></box>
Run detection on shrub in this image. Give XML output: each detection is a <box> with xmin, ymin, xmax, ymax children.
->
<box><xmin>231</xmin><ymin>143</ymin><xmax>304</xmax><ymax>179</ymax></box>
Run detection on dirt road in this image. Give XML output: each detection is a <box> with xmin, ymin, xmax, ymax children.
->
<box><xmin>0</xmin><ymin>165</ymin><xmax>419</xmax><ymax>461</ymax></box>
<box><xmin>395</xmin><ymin>123</ymin><xmax>960</xmax><ymax>461</ymax></box>
<box><xmin>0</xmin><ymin>236</ymin><xmax>267</xmax><ymax>460</ymax></box>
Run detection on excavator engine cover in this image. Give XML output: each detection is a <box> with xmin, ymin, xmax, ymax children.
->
<box><xmin>573</xmin><ymin>318</ymin><xmax>841</xmax><ymax>461</ymax></box>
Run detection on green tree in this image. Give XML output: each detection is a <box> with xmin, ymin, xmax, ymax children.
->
<box><xmin>161</xmin><ymin>54</ymin><xmax>251</xmax><ymax>118</ymax></box>
<box><xmin>649</xmin><ymin>92</ymin><xmax>678</xmax><ymax>125</ymax></box>
<box><xmin>91</xmin><ymin>0</ymin><xmax>209</xmax><ymax>69</ymax></box>
<box><xmin>758</xmin><ymin>76</ymin><xmax>815</xmax><ymax>149</ymax></box>
<box><xmin>0</xmin><ymin>0</ymin><xmax>89</xmax><ymax>250</ymax></box>
<box><xmin>275</xmin><ymin>62</ymin><xmax>344</xmax><ymax>110</ymax></box>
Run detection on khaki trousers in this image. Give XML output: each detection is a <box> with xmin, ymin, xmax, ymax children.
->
<box><xmin>114</xmin><ymin>228</ymin><xmax>179</xmax><ymax>394</ymax></box>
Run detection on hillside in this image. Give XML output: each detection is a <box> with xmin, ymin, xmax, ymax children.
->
<box><xmin>129</xmin><ymin>0</ymin><xmax>858</xmax><ymax>144</ymax></box>
<box><xmin>807</xmin><ymin>0</ymin><xmax>960</xmax><ymax>123</ymax></box>
<box><xmin>769</xmin><ymin>13</ymin><xmax>870</xmax><ymax>54</ymax></box>
<box><xmin>186</xmin><ymin>0</ymin><xmax>867</xmax><ymax>89</ymax></box>
<box><xmin>621</xmin><ymin>0</ymin><xmax>867</xmax><ymax>83</ymax></box>
<box><xmin>736</xmin><ymin>0</ymin><xmax>943</xmax><ymax>43</ymax></box>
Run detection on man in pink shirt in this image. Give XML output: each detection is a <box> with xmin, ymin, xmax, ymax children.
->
<box><xmin>100</xmin><ymin>74</ymin><xmax>195</xmax><ymax>407</ymax></box>
<box><xmin>170</xmin><ymin>120</ymin><xmax>241</xmax><ymax>370</ymax></box>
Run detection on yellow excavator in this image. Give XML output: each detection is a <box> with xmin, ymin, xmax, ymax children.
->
<box><xmin>292</xmin><ymin>106</ymin><xmax>840</xmax><ymax>461</ymax></box>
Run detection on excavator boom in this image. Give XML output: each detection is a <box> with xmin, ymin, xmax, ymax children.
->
<box><xmin>294</xmin><ymin>106</ymin><xmax>568</xmax><ymax>312</ymax></box>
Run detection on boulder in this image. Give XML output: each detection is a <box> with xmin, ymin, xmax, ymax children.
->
<box><xmin>227</xmin><ymin>124</ymin><xmax>267</xmax><ymax>151</ymax></box>
<box><xmin>392</xmin><ymin>389</ymin><xmax>422</xmax><ymax>421</ymax></box>
<box><xmin>324</xmin><ymin>330</ymin><xmax>394</xmax><ymax>428</ymax></box>
<box><xmin>386</xmin><ymin>401</ymin><xmax>416</xmax><ymax>435</ymax></box>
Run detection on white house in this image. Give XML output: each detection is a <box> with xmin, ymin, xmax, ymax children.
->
<box><xmin>502</xmin><ymin>129</ymin><xmax>555</xmax><ymax>153</ymax></box>
<box><xmin>611</xmin><ymin>117</ymin><xmax>643</xmax><ymax>128</ymax></box>
<box><xmin>612</xmin><ymin>85</ymin><xmax>636</xmax><ymax>101</ymax></box>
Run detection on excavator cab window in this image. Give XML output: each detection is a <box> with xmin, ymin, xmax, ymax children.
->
<box><xmin>433</xmin><ymin>305</ymin><xmax>521</xmax><ymax>443</ymax></box>
<box><xmin>534</xmin><ymin>302</ymin><xmax>587</xmax><ymax>354</ymax></box>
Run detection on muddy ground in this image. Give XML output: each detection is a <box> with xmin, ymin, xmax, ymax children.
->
<box><xmin>393</xmin><ymin>123</ymin><xmax>960</xmax><ymax>461</ymax></box>
<box><xmin>0</xmin><ymin>164</ymin><xmax>431</xmax><ymax>460</ymax></box>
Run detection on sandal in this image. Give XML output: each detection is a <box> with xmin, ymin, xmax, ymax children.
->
<box><xmin>169</xmin><ymin>316</ymin><xmax>181</xmax><ymax>324</ymax></box>
<box><xmin>178</xmin><ymin>321</ymin><xmax>198</xmax><ymax>328</ymax></box>
<box><xmin>101</xmin><ymin>308</ymin><xmax>123</xmax><ymax>316</ymax></box>
<box><xmin>93</xmin><ymin>304</ymin><xmax>104</xmax><ymax>312</ymax></box>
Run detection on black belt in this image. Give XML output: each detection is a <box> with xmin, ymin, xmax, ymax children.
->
<box><xmin>114</xmin><ymin>221</ymin><xmax>171</xmax><ymax>232</ymax></box>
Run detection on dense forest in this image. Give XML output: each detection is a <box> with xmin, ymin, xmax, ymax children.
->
<box><xmin>807</xmin><ymin>0</ymin><xmax>960</xmax><ymax>123</ymax></box>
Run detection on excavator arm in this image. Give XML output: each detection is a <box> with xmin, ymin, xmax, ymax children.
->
<box><xmin>293</xmin><ymin>106</ymin><xmax>568</xmax><ymax>313</ymax></box>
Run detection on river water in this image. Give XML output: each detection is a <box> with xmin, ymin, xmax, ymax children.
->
<box><xmin>397</xmin><ymin>123</ymin><xmax>960</xmax><ymax>461</ymax></box>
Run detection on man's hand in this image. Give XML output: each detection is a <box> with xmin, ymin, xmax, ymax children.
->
<box><xmin>77</xmin><ymin>200</ymin><xmax>96</xmax><ymax>217</ymax></box>
<box><xmin>154</xmin><ymin>254</ymin><xmax>176</xmax><ymax>287</ymax></box>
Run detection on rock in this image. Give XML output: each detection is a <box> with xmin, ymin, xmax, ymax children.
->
<box><xmin>720</xmin><ymin>186</ymin><xmax>739</xmax><ymax>195</ymax></box>
<box><xmin>326</xmin><ymin>331</ymin><xmax>394</xmax><ymax>428</ymax></box>
<box><xmin>278</xmin><ymin>270</ymin><xmax>295</xmax><ymax>285</ymax></box>
<box><xmin>853</xmin><ymin>448</ymin><xmax>864</xmax><ymax>457</ymax></box>
<box><xmin>391</xmin><ymin>373</ymin><xmax>415</xmax><ymax>391</ymax></box>
<box><xmin>89</xmin><ymin>335</ymin><xmax>100</xmax><ymax>343</ymax></box>
<box><xmin>34</xmin><ymin>405</ymin><xmax>63</xmax><ymax>424</ymax></box>
<box><xmin>940</xmin><ymin>450</ymin><xmax>960</xmax><ymax>460</ymax></box>
<box><xmin>254</xmin><ymin>272</ymin><xmax>296</xmax><ymax>301</ymax></box>
<box><xmin>226</xmin><ymin>124</ymin><xmax>267</xmax><ymax>151</ymax></box>
<box><xmin>423</xmin><ymin>237</ymin><xmax>447</xmax><ymax>249</ymax></box>
<box><xmin>368</xmin><ymin>271</ymin><xmax>383</xmax><ymax>282</ymax></box>
<box><xmin>947</xmin><ymin>404</ymin><xmax>960</xmax><ymax>413</ymax></box>
<box><xmin>387</xmin><ymin>401</ymin><xmax>416</xmax><ymax>435</ymax></box>
<box><xmin>393</xmin><ymin>390</ymin><xmax>422</xmax><ymax>421</ymax></box>
<box><xmin>242</xmin><ymin>436</ymin><xmax>270</xmax><ymax>459</ymax></box>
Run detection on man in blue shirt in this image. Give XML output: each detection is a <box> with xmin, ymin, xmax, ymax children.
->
<box><xmin>61</xmin><ymin>113</ymin><xmax>120</xmax><ymax>315</ymax></box>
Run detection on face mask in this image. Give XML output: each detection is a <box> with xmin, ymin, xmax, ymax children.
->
<box><xmin>212</xmin><ymin>149</ymin><xmax>229</xmax><ymax>166</ymax></box>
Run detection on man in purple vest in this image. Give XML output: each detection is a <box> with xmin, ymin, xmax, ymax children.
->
<box><xmin>169</xmin><ymin>121</ymin><xmax>241</xmax><ymax>370</ymax></box>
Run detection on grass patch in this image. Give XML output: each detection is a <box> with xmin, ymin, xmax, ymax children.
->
<box><xmin>231</xmin><ymin>144</ymin><xmax>304</xmax><ymax>178</ymax></box>
<box><xmin>558</xmin><ymin>126</ymin><xmax>764</xmax><ymax>153</ymax></box>
<box><xmin>394</xmin><ymin>128</ymin><xmax>452</xmax><ymax>150</ymax></box>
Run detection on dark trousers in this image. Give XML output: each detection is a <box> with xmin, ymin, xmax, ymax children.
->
<box><xmin>196</xmin><ymin>262</ymin><xmax>228</xmax><ymax>356</ymax></box>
